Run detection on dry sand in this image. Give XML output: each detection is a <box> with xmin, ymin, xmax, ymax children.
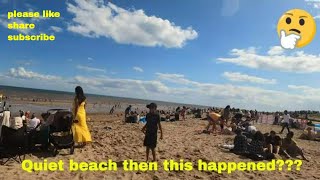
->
<box><xmin>0</xmin><ymin>114</ymin><xmax>319</xmax><ymax>180</ymax></box>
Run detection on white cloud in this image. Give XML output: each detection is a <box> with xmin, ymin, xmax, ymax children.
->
<box><xmin>156</xmin><ymin>73</ymin><xmax>198</xmax><ymax>86</ymax></box>
<box><xmin>217</xmin><ymin>46</ymin><xmax>320</xmax><ymax>73</ymax></box>
<box><xmin>288</xmin><ymin>85</ymin><xmax>320</xmax><ymax>96</ymax></box>
<box><xmin>3</xmin><ymin>67</ymin><xmax>320</xmax><ymax>111</ymax></box>
<box><xmin>305</xmin><ymin>0</ymin><xmax>320</xmax><ymax>20</ymax></box>
<box><xmin>0</xmin><ymin>16</ymin><xmax>33</xmax><ymax>34</ymax></box>
<box><xmin>88</xmin><ymin>57</ymin><xmax>93</xmax><ymax>61</ymax></box>
<box><xmin>66</xmin><ymin>0</ymin><xmax>198</xmax><ymax>48</ymax></box>
<box><xmin>267</xmin><ymin>46</ymin><xmax>284</xmax><ymax>56</ymax></box>
<box><xmin>76</xmin><ymin>65</ymin><xmax>106</xmax><ymax>73</ymax></box>
<box><xmin>155</xmin><ymin>73</ymin><xmax>316</xmax><ymax>111</ymax></box>
<box><xmin>305</xmin><ymin>0</ymin><xmax>320</xmax><ymax>8</ymax></box>
<box><xmin>71</xmin><ymin>76</ymin><xmax>171</xmax><ymax>96</ymax></box>
<box><xmin>8</xmin><ymin>67</ymin><xmax>61</xmax><ymax>81</ymax></box>
<box><xmin>223</xmin><ymin>72</ymin><xmax>277</xmax><ymax>84</ymax></box>
<box><xmin>49</xmin><ymin>26</ymin><xmax>63</xmax><ymax>33</ymax></box>
<box><xmin>133</xmin><ymin>66</ymin><xmax>144</xmax><ymax>72</ymax></box>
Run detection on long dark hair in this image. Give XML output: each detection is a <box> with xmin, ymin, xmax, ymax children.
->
<box><xmin>75</xmin><ymin>86</ymin><xmax>86</xmax><ymax>106</ymax></box>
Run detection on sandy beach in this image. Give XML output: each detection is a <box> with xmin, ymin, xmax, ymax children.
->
<box><xmin>0</xmin><ymin>112</ymin><xmax>319</xmax><ymax>180</ymax></box>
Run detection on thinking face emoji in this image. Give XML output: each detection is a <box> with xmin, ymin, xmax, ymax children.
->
<box><xmin>277</xmin><ymin>9</ymin><xmax>316</xmax><ymax>49</ymax></box>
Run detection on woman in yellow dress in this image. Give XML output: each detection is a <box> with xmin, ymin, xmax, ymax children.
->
<box><xmin>72</xmin><ymin>86</ymin><xmax>92</xmax><ymax>147</ymax></box>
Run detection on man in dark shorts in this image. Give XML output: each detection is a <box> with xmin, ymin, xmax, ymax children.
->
<box><xmin>141</xmin><ymin>103</ymin><xmax>163</xmax><ymax>161</ymax></box>
<box><xmin>265</xmin><ymin>130</ymin><xmax>281</xmax><ymax>154</ymax></box>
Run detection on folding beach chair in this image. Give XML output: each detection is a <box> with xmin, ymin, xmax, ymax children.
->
<box><xmin>0</xmin><ymin>126</ymin><xmax>28</xmax><ymax>165</ymax></box>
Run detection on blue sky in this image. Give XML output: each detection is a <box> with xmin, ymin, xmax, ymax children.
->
<box><xmin>1</xmin><ymin>0</ymin><xmax>320</xmax><ymax>111</ymax></box>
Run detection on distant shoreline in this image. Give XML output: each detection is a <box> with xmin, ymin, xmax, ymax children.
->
<box><xmin>0</xmin><ymin>84</ymin><xmax>210</xmax><ymax>115</ymax></box>
<box><xmin>0</xmin><ymin>84</ymin><xmax>210</xmax><ymax>108</ymax></box>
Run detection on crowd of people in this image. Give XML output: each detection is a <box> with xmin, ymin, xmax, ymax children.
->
<box><xmin>200</xmin><ymin>105</ymin><xmax>315</xmax><ymax>162</ymax></box>
<box><xmin>120</xmin><ymin>103</ymin><xmax>319</xmax><ymax>162</ymax></box>
<box><xmin>0</xmin><ymin>88</ymin><xmax>319</xmax><ymax>164</ymax></box>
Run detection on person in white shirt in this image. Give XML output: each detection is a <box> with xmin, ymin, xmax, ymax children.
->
<box><xmin>280</xmin><ymin>110</ymin><xmax>290</xmax><ymax>134</ymax></box>
<box><xmin>27</xmin><ymin>113</ymin><xmax>41</xmax><ymax>130</ymax></box>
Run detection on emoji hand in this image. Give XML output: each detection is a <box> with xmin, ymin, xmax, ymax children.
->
<box><xmin>280</xmin><ymin>30</ymin><xmax>301</xmax><ymax>49</ymax></box>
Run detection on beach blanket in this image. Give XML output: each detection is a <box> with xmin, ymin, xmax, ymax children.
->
<box><xmin>315</xmin><ymin>124</ymin><xmax>320</xmax><ymax>133</ymax></box>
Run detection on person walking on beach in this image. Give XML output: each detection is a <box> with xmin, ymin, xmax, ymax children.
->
<box><xmin>109</xmin><ymin>106</ymin><xmax>115</xmax><ymax>115</ymax></box>
<box><xmin>181</xmin><ymin>106</ymin><xmax>187</xmax><ymax>121</ymax></box>
<box><xmin>280</xmin><ymin>110</ymin><xmax>290</xmax><ymax>134</ymax></box>
<box><xmin>72</xmin><ymin>86</ymin><xmax>92</xmax><ymax>147</ymax></box>
<box><xmin>141</xmin><ymin>103</ymin><xmax>163</xmax><ymax>162</ymax></box>
<box><xmin>220</xmin><ymin>105</ymin><xmax>231</xmax><ymax>130</ymax></box>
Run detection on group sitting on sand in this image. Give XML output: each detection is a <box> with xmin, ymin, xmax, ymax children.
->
<box><xmin>0</xmin><ymin>86</ymin><xmax>92</xmax><ymax>152</ymax></box>
<box><xmin>230</xmin><ymin>129</ymin><xmax>308</xmax><ymax>161</ymax></box>
<box><xmin>199</xmin><ymin>106</ymin><xmax>314</xmax><ymax>162</ymax></box>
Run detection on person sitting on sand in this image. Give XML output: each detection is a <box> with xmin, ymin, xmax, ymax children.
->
<box><xmin>248</xmin><ymin>131</ymin><xmax>265</xmax><ymax>155</ymax></box>
<box><xmin>231</xmin><ymin>129</ymin><xmax>248</xmax><ymax>154</ymax></box>
<box><xmin>229</xmin><ymin>121</ymin><xmax>237</xmax><ymax>132</ymax></box>
<box><xmin>141</xmin><ymin>103</ymin><xmax>163</xmax><ymax>162</ymax></box>
<box><xmin>72</xmin><ymin>86</ymin><xmax>92</xmax><ymax>147</ymax></box>
<box><xmin>165</xmin><ymin>112</ymin><xmax>171</xmax><ymax>122</ymax></box>
<box><xmin>27</xmin><ymin>113</ymin><xmax>41</xmax><ymax>131</ymax></box>
<box><xmin>299</xmin><ymin>127</ymin><xmax>320</xmax><ymax>141</ymax></box>
<box><xmin>241</xmin><ymin>122</ymin><xmax>257</xmax><ymax>139</ymax></box>
<box><xmin>233</xmin><ymin>109</ymin><xmax>243</xmax><ymax>125</ymax></box>
<box><xmin>12</xmin><ymin>116</ymin><xmax>23</xmax><ymax>130</ymax></box>
<box><xmin>25</xmin><ymin>111</ymin><xmax>31</xmax><ymax>122</ymax></box>
<box><xmin>281</xmin><ymin>131</ymin><xmax>308</xmax><ymax>161</ymax></box>
<box><xmin>265</xmin><ymin>131</ymin><xmax>282</xmax><ymax>154</ymax></box>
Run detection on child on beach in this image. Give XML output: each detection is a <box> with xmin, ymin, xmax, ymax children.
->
<box><xmin>141</xmin><ymin>103</ymin><xmax>163</xmax><ymax>162</ymax></box>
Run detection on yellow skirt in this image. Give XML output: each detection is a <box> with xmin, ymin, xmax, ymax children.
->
<box><xmin>72</xmin><ymin>102</ymin><xmax>92</xmax><ymax>143</ymax></box>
